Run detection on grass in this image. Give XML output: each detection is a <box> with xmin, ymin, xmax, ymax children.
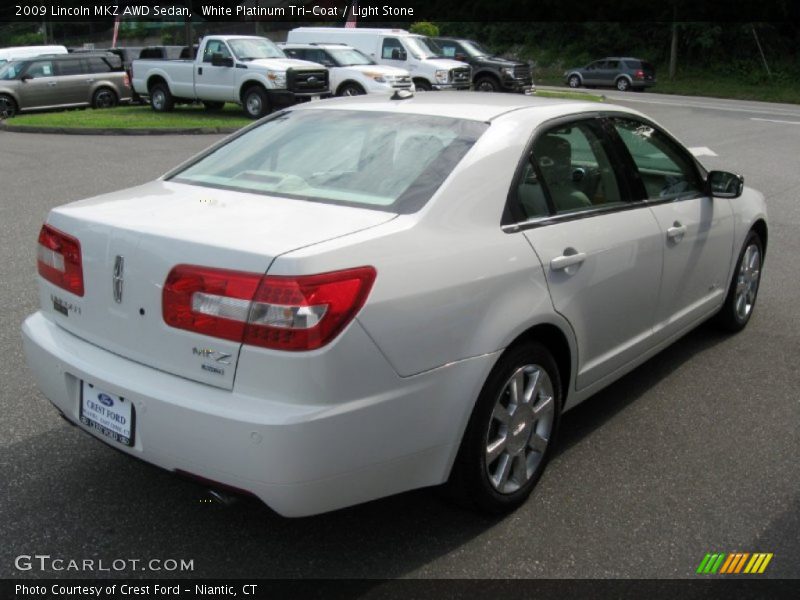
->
<box><xmin>7</xmin><ymin>104</ymin><xmax>252</xmax><ymax>130</ymax></box>
<box><xmin>535</xmin><ymin>67</ymin><xmax>800</xmax><ymax>104</ymax></box>
<box><xmin>534</xmin><ymin>89</ymin><xmax>604</xmax><ymax>102</ymax></box>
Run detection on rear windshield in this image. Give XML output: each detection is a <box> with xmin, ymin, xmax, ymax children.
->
<box><xmin>170</xmin><ymin>109</ymin><xmax>487</xmax><ymax>213</ymax></box>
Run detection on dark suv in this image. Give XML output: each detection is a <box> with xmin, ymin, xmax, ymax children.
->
<box><xmin>564</xmin><ymin>57</ymin><xmax>656</xmax><ymax>92</ymax></box>
<box><xmin>432</xmin><ymin>37</ymin><xmax>533</xmax><ymax>93</ymax></box>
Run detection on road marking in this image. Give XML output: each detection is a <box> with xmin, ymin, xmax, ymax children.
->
<box><xmin>750</xmin><ymin>117</ymin><xmax>800</xmax><ymax>125</ymax></box>
<box><xmin>688</xmin><ymin>146</ymin><xmax>718</xmax><ymax>157</ymax></box>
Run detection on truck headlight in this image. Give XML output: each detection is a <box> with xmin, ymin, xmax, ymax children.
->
<box><xmin>267</xmin><ymin>71</ymin><xmax>286</xmax><ymax>87</ymax></box>
<box><xmin>502</xmin><ymin>67</ymin><xmax>515</xmax><ymax>77</ymax></box>
<box><xmin>435</xmin><ymin>70</ymin><xmax>449</xmax><ymax>84</ymax></box>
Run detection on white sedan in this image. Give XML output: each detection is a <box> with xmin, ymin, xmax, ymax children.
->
<box><xmin>22</xmin><ymin>93</ymin><xmax>767</xmax><ymax>517</ymax></box>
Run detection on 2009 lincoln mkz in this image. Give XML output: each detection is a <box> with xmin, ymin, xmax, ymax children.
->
<box><xmin>22</xmin><ymin>93</ymin><xmax>767</xmax><ymax>516</ymax></box>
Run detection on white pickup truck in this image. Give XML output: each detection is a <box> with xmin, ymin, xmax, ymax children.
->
<box><xmin>132</xmin><ymin>35</ymin><xmax>330</xmax><ymax>118</ymax></box>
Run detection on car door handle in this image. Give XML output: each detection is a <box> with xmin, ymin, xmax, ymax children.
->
<box><xmin>47</xmin><ymin>81</ymin><xmax>57</xmax><ymax>87</ymax></box>
<box><xmin>667</xmin><ymin>222</ymin><xmax>687</xmax><ymax>241</ymax></box>
<box><xmin>197</xmin><ymin>67</ymin><xmax>203</xmax><ymax>76</ymax></box>
<box><xmin>550</xmin><ymin>251</ymin><xmax>587</xmax><ymax>270</ymax></box>
<box><xmin>86</xmin><ymin>78</ymin><xmax>95</xmax><ymax>83</ymax></box>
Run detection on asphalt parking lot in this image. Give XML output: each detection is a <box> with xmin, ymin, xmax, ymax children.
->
<box><xmin>1</xmin><ymin>91</ymin><xmax>798</xmax><ymax>579</ymax></box>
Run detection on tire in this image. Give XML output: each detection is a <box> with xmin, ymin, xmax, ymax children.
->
<box><xmin>713</xmin><ymin>230</ymin><xmax>764</xmax><ymax>332</ymax></box>
<box><xmin>0</xmin><ymin>94</ymin><xmax>17</xmax><ymax>119</ymax></box>
<box><xmin>413</xmin><ymin>78</ymin><xmax>432</xmax><ymax>92</ymax></box>
<box><xmin>615</xmin><ymin>77</ymin><xmax>631</xmax><ymax>92</ymax></box>
<box><xmin>203</xmin><ymin>101</ymin><xmax>225</xmax><ymax>111</ymax></box>
<box><xmin>149</xmin><ymin>83</ymin><xmax>174</xmax><ymax>112</ymax></box>
<box><xmin>475</xmin><ymin>76</ymin><xmax>500</xmax><ymax>92</ymax></box>
<box><xmin>91</xmin><ymin>87</ymin><xmax>118</xmax><ymax>109</ymax></box>
<box><xmin>447</xmin><ymin>342</ymin><xmax>562</xmax><ymax>514</ymax></box>
<box><xmin>337</xmin><ymin>82</ymin><xmax>366</xmax><ymax>97</ymax></box>
<box><xmin>242</xmin><ymin>86</ymin><xmax>269</xmax><ymax>119</ymax></box>
<box><xmin>567</xmin><ymin>74</ymin><xmax>581</xmax><ymax>89</ymax></box>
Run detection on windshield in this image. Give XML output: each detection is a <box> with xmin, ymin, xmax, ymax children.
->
<box><xmin>328</xmin><ymin>48</ymin><xmax>374</xmax><ymax>66</ymax></box>
<box><xmin>0</xmin><ymin>61</ymin><xmax>24</xmax><ymax>80</ymax></box>
<box><xmin>228</xmin><ymin>38</ymin><xmax>284</xmax><ymax>61</ymax></box>
<box><xmin>405</xmin><ymin>36</ymin><xmax>442</xmax><ymax>59</ymax></box>
<box><xmin>461</xmin><ymin>40</ymin><xmax>491</xmax><ymax>57</ymax></box>
<box><xmin>170</xmin><ymin>109</ymin><xmax>487</xmax><ymax>213</ymax></box>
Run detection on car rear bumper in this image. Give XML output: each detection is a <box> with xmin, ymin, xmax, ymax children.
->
<box><xmin>22</xmin><ymin>311</ymin><xmax>497</xmax><ymax>516</ymax></box>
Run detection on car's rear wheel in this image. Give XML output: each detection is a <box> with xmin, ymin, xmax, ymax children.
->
<box><xmin>567</xmin><ymin>74</ymin><xmax>581</xmax><ymax>88</ymax></box>
<box><xmin>615</xmin><ymin>77</ymin><xmax>631</xmax><ymax>92</ymax></box>
<box><xmin>714</xmin><ymin>230</ymin><xmax>764</xmax><ymax>332</ymax></box>
<box><xmin>337</xmin><ymin>82</ymin><xmax>366</xmax><ymax>96</ymax></box>
<box><xmin>243</xmin><ymin>86</ymin><xmax>269</xmax><ymax>119</ymax></box>
<box><xmin>0</xmin><ymin>94</ymin><xmax>17</xmax><ymax>119</ymax></box>
<box><xmin>447</xmin><ymin>342</ymin><xmax>561</xmax><ymax>514</ymax></box>
<box><xmin>91</xmin><ymin>87</ymin><xmax>118</xmax><ymax>109</ymax></box>
<box><xmin>203</xmin><ymin>101</ymin><xmax>225</xmax><ymax>111</ymax></box>
<box><xmin>150</xmin><ymin>83</ymin><xmax>174</xmax><ymax>112</ymax></box>
<box><xmin>475</xmin><ymin>76</ymin><xmax>500</xmax><ymax>92</ymax></box>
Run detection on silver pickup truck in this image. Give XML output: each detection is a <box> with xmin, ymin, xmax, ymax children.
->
<box><xmin>132</xmin><ymin>35</ymin><xmax>330</xmax><ymax>118</ymax></box>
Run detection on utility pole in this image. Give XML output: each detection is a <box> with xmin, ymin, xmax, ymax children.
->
<box><xmin>669</xmin><ymin>6</ymin><xmax>678</xmax><ymax>80</ymax></box>
<box><xmin>751</xmin><ymin>24</ymin><xmax>772</xmax><ymax>79</ymax></box>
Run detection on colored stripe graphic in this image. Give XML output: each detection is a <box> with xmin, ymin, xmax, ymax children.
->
<box><xmin>698</xmin><ymin>552</ymin><xmax>773</xmax><ymax>574</ymax></box>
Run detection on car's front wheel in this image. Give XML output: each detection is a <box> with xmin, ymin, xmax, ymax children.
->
<box><xmin>714</xmin><ymin>230</ymin><xmax>764</xmax><ymax>332</ymax></box>
<box><xmin>475</xmin><ymin>76</ymin><xmax>500</xmax><ymax>92</ymax></box>
<box><xmin>0</xmin><ymin>94</ymin><xmax>17</xmax><ymax>119</ymax></box>
<box><xmin>337</xmin><ymin>82</ymin><xmax>365</xmax><ymax>96</ymax></box>
<box><xmin>447</xmin><ymin>342</ymin><xmax>561</xmax><ymax>514</ymax></box>
<box><xmin>243</xmin><ymin>86</ymin><xmax>269</xmax><ymax>119</ymax></box>
<box><xmin>567</xmin><ymin>74</ymin><xmax>581</xmax><ymax>88</ymax></box>
<box><xmin>413</xmin><ymin>78</ymin><xmax>432</xmax><ymax>92</ymax></box>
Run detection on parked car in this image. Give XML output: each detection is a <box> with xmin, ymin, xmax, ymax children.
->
<box><xmin>22</xmin><ymin>93</ymin><xmax>766</xmax><ymax>517</ymax></box>
<box><xmin>132</xmin><ymin>35</ymin><xmax>330</xmax><ymax>118</ymax></box>
<box><xmin>565</xmin><ymin>57</ymin><xmax>656</xmax><ymax>91</ymax></box>
<box><xmin>432</xmin><ymin>37</ymin><xmax>533</xmax><ymax>93</ymax></box>
<box><xmin>288</xmin><ymin>27</ymin><xmax>471</xmax><ymax>92</ymax></box>
<box><xmin>0</xmin><ymin>45</ymin><xmax>68</xmax><ymax>66</ymax></box>
<box><xmin>0</xmin><ymin>52</ymin><xmax>131</xmax><ymax>118</ymax></box>
<box><xmin>279</xmin><ymin>42</ymin><xmax>413</xmax><ymax>96</ymax></box>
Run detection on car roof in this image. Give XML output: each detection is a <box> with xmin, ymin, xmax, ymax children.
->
<box><xmin>280</xmin><ymin>43</ymin><xmax>354</xmax><ymax>50</ymax></box>
<box><xmin>292</xmin><ymin>91</ymin><xmax>637</xmax><ymax>122</ymax></box>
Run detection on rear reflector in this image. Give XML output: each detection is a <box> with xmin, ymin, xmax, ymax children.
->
<box><xmin>163</xmin><ymin>265</ymin><xmax>376</xmax><ymax>351</ymax></box>
<box><xmin>37</xmin><ymin>224</ymin><xmax>84</xmax><ymax>297</ymax></box>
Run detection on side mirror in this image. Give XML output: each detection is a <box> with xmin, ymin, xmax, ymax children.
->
<box><xmin>211</xmin><ymin>53</ymin><xmax>233</xmax><ymax>68</ymax></box>
<box><xmin>454</xmin><ymin>53</ymin><xmax>467</xmax><ymax>61</ymax></box>
<box><xmin>708</xmin><ymin>170</ymin><xmax>744</xmax><ymax>198</ymax></box>
<box><xmin>20</xmin><ymin>74</ymin><xmax>33</xmax><ymax>82</ymax></box>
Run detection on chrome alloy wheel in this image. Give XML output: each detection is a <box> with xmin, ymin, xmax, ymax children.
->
<box><xmin>735</xmin><ymin>243</ymin><xmax>761</xmax><ymax>321</ymax></box>
<box><xmin>246</xmin><ymin>93</ymin><xmax>262</xmax><ymax>117</ymax></box>
<box><xmin>485</xmin><ymin>364</ymin><xmax>555</xmax><ymax>494</ymax></box>
<box><xmin>151</xmin><ymin>89</ymin><xmax>165</xmax><ymax>111</ymax></box>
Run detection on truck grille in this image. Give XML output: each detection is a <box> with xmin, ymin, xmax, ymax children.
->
<box><xmin>392</xmin><ymin>76</ymin><xmax>413</xmax><ymax>89</ymax></box>
<box><xmin>513</xmin><ymin>65</ymin><xmax>532</xmax><ymax>80</ymax></box>
<box><xmin>451</xmin><ymin>67</ymin><xmax>471</xmax><ymax>84</ymax></box>
<box><xmin>287</xmin><ymin>69</ymin><xmax>329</xmax><ymax>93</ymax></box>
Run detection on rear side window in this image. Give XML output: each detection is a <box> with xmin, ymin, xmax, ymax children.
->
<box><xmin>57</xmin><ymin>59</ymin><xmax>83</xmax><ymax>76</ymax></box>
<box><xmin>612</xmin><ymin>118</ymin><xmax>702</xmax><ymax>200</ymax></box>
<box><xmin>86</xmin><ymin>57</ymin><xmax>112</xmax><ymax>73</ymax></box>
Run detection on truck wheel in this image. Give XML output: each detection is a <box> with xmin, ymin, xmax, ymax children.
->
<box><xmin>475</xmin><ymin>76</ymin><xmax>500</xmax><ymax>92</ymax></box>
<box><xmin>0</xmin><ymin>94</ymin><xmax>17</xmax><ymax>119</ymax></box>
<box><xmin>337</xmin><ymin>82</ymin><xmax>366</xmax><ymax>97</ymax></box>
<box><xmin>203</xmin><ymin>101</ymin><xmax>225</xmax><ymax>111</ymax></box>
<box><xmin>243</xmin><ymin>86</ymin><xmax>269</xmax><ymax>119</ymax></box>
<box><xmin>91</xmin><ymin>87</ymin><xmax>118</xmax><ymax>109</ymax></box>
<box><xmin>413</xmin><ymin>78</ymin><xmax>432</xmax><ymax>92</ymax></box>
<box><xmin>150</xmin><ymin>83</ymin><xmax>174</xmax><ymax>112</ymax></box>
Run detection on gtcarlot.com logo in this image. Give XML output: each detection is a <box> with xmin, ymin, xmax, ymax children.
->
<box><xmin>14</xmin><ymin>554</ymin><xmax>194</xmax><ymax>573</ymax></box>
<box><xmin>696</xmin><ymin>552</ymin><xmax>773</xmax><ymax>574</ymax></box>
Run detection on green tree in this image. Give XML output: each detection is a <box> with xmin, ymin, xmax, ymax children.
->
<box><xmin>409</xmin><ymin>22</ymin><xmax>440</xmax><ymax>37</ymax></box>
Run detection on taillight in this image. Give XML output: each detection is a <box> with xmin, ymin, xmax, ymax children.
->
<box><xmin>37</xmin><ymin>224</ymin><xmax>84</xmax><ymax>297</ymax></box>
<box><xmin>635</xmin><ymin>70</ymin><xmax>645</xmax><ymax>79</ymax></box>
<box><xmin>163</xmin><ymin>265</ymin><xmax>376</xmax><ymax>351</ymax></box>
<box><xmin>123</xmin><ymin>73</ymin><xmax>130</xmax><ymax>87</ymax></box>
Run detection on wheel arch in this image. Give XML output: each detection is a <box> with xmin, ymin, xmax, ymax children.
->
<box><xmin>146</xmin><ymin>74</ymin><xmax>168</xmax><ymax>93</ymax></box>
<box><xmin>752</xmin><ymin>218</ymin><xmax>768</xmax><ymax>257</ymax></box>
<box><xmin>239</xmin><ymin>79</ymin><xmax>267</xmax><ymax>104</ymax></box>
<box><xmin>566</xmin><ymin>71</ymin><xmax>583</xmax><ymax>83</ymax></box>
<box><xmin>505</xmin><ymin>322</ymin><xmax>575</xmax><ymax>406</ymax></box>
<box><xmin>473</xmin><ymin>70</ymin><xmax>501</xmax><ymax>84</ymax></box>
<box><xmin>335</xmin><ymin>79</ymin><xmax>365</xmax><ymax>95</ymax></box>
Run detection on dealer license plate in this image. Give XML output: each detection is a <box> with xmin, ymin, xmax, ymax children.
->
<box><xmin>79</xmin><ymin>382</ymin><xmax>135</xmax><ymax>447</ymax></box>
<box><xmin>311</xmin><ymin>95</ymin><xmax>320</xmax><ymax>101</ymax></box>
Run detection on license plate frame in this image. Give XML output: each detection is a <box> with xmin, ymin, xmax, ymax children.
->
<box><xmin>79</xmin><ymin>382</ymin><xmax>135</xmax><ymax>447</ymax></box>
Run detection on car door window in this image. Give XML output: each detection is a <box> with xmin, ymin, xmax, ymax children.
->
<box><xmin>25</xmin><ymin>60</ymin><xmax>54</xmax><ymax>78</ymax></box>
<box><xmin>56</xmin><ymin>59</ymin><xmax>83</xmax><ymax>76</ymax></box>
<box><xmin>514</xmin><ymin>120</ymin><xmax>624</xmax><ymax>219</ymax></box>
<box><xmin>382</xmin><ymin>38</ymin><xmax>404</xmax><ymax>60</ymax></box>
<box><xmin>612</xmin><ymin>118</ymin><xmax>703</xmax><ymax>201</ymax></box>
<box><xmin>203</xmin><ymin>40</ymin><xmax>231</xmax><ymax>63</ymax></box>
<box><xmin>605</xmin><ymin>60</ymin><xmax>619</xmax><ymax>70</ymax></box>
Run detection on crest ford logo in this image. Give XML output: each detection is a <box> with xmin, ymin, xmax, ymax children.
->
<box><xmin>696</xmin><ymin>552</ymin><xmax>773</xmax><ymax>574</ymax></box>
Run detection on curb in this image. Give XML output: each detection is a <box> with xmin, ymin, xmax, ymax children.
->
<box><xmin>0</xmin><ymin>121</ymin><xmax>240</xmax><ymax>135</ymax></box>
